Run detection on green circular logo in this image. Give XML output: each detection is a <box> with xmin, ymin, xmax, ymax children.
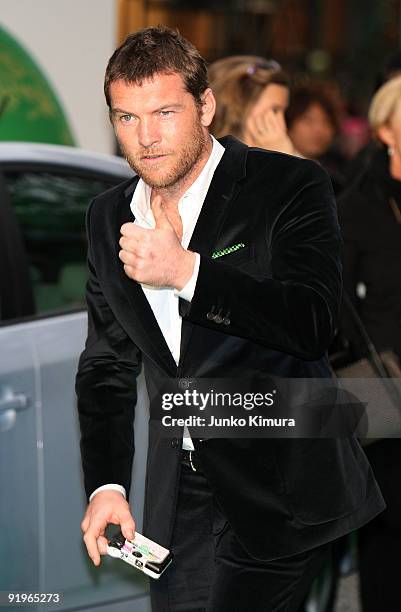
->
<box><xmin>0</xmin><ymin>26</ymin><xmax>75</xmax><ymax>145</ymax></box>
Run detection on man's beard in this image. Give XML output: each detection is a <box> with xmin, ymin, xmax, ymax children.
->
<box><xmin>119</xmin><ymin>121</ymin><xmax>207</xmax><ymax>189</ymax></box>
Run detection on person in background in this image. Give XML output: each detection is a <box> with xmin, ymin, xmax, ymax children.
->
<box><xmin>338</xmin><ymin>75</ymin><xmax>401</xmax><ymax>612</ymax></box>
<box><xmin>286</xmin><ymin>84</ymin><xmax>344</xmax><ymax>193</ymax></box>
<box><xmin>286</xmin><ymin>85</ymin><xmax>338</xmax><ymax>159</ymax></box>
<box><xmin>209</xmin><ymin>55</ymin><xmax>296</xmax><ymax>154</ymax></box>
<box><xmin>344</xmin><ymin>48</ymin><xmax>401</xmax><ymax>185</ymax></box>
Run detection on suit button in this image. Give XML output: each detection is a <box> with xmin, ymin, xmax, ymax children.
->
<box><xmin>178</xmin><ymin>378</ymin><xmax>191</xmax><ymax>389</ymax></box>
<box><xmin>214</xmin><ymin>315</ymin><xmax>223</xmax><ymax>324</ymax></box>
<box><xmin>223</xmin><ymin>317</ymin><xmax>230</xmax><ymax>326</ymax></box>
<box><xmin>171</xmin><ymin>438</ymin><xmax>179</xmax><ymax>449</ymax></box>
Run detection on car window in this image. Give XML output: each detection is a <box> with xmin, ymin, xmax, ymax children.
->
<box><xmin>2</xmin><ymin>168</ymin><xmax>120</xmax><ymax>323</ymax></box>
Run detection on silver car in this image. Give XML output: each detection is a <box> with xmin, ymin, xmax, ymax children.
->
<box><xmin>0</xmin><ymin>143</ymin><xmax>151</xmax><ymax>612</ymax></box>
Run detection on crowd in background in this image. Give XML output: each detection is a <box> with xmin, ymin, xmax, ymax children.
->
<box><xmin>208</xmin><ymin>49</ymin><xmax>401</xmax><ymax>612</ymax></box>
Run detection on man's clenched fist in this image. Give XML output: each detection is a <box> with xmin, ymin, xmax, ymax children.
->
<box><xmin>119</xmin><ymin>195</ymin><xmax>196</xmax><ymax>289</ymax></box>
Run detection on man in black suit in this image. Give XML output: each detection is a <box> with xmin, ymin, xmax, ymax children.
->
<box><xmin>76</xmin><ymin>26</ymin><xmax>385</xmax><ymax>611</ymax></box>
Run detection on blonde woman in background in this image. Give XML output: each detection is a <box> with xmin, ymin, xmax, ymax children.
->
<box><xmin>209</xmin><ymin>55</ymin><xmax>296</xmax><ymax>154</ymax></box>
<box><xmin>338</xmin><ymin>74</ymin><xmax>401</xmax><ymax>612</ymax></box>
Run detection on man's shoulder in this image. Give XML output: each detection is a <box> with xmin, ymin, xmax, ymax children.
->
<box><xmin>245</xmin><ymin>146</ymin><xmax>329</xmax><ymax>185</ymax></box>
<box><xmin>88</xmin><ymin>175</ymin><xmax>139</xmax><ymax>217</ymax></box>
<box><xmin>218</xmin><ymin>135</ymin><xmax>329</xmax><ymax>189</ymax></box>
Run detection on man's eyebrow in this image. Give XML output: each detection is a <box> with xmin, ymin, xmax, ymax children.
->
<box><xmin>110</xmin><ymin>103</ymin><xmax>184</xmax><ymax>116</ymax></box>
<box><xmin>155</xmin><ymin>103</ymin><xmax>184</xmax><ymax>111</ymax></box>
<box><xmin>110</xmin><ymin>108</ymin><xmax>135</xmax><ymax>116</ymax></box>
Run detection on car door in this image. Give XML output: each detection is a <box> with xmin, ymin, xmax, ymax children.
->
<box><xmin>0</xmin><ymin>159</ymin><xmax>151</xmax><ymax>612</ymax></box>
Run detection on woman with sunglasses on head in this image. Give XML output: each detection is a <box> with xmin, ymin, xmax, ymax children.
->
<box><xmin>209</xmin><ymin>55</ymin><xmax>297</xmax><ymax>155</ymax></box>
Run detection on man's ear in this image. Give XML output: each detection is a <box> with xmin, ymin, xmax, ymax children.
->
<box><xmin>199</xmin><ymin>88</ymin><xmax>216</xmax><ymax>127</ymax></box>
<box><xmin>376</xmin><ymin>123</ymin><xmax>395</xmax><ymax>148</ymax></box>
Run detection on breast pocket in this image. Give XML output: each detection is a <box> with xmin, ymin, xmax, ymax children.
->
<box><xmin>213</xmin><ymin>245</ymin><xmax>254</xmax><ymax>266</ymax></box>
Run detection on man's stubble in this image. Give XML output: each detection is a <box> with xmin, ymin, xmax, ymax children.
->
<box><xmin>119</xmin><ymin>119</ymin><xmax>207</xmax><ymax>190</ymax></box>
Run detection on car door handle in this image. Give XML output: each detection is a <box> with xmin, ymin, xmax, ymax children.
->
<box><xmin>0</xmin><ymin>391</ymin><xmax>30</xmax><ymax>413</ymax></box>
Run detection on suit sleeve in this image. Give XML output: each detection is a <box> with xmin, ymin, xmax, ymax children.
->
<box><xmin>180</xmin><ymin>161</ymin><xmax>342</xmax><ymax>361</ymax></box>
<box><xmin>75</xmin><ymin>199</ymin><xmax>142</xmax><ymax>502</ymax></box>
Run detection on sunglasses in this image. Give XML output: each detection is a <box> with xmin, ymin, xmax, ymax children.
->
<box><xmin>246</xmin><ymin>60</ymin><xmax>281</xmax><ymax>75</ymax></box>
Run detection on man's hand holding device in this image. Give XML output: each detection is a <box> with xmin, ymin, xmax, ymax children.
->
<box><xmin>81</xmin><ymin>490</ymin><xmax>172</xmax><ymax>579</ymax></box>
<box><xmin>81</xmin><ymin>489</ymin><xmax>135</xmax><ymax>567</ymax></box>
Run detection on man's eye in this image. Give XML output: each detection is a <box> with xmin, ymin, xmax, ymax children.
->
<box><xmin>120</xmin><ymin>114</ymin><xmax>134</xmax><ymax>123</ymax></box>
<box><xmin>160</xmin><ymin>110</ymin><xmax>173</xmax><ymax>117</ymax></box>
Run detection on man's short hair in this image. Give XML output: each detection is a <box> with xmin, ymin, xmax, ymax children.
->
<box><xmin>104</xmin><ymin>26</ymin><xmax>209</xmax><ymax>108</ymax></box>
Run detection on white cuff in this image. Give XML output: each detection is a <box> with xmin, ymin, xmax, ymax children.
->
<box><xmin>89</xmin><ymin>483</ymin><xmax>127</xmax><ymax>503</ymax></box>
<box><xmin>174</xmin><ymin>252</ymin><xmax>200</xmax><ymax>302</ymax></box>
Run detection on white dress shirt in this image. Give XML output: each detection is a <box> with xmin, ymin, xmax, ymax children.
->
<box><xmin>89</xmin><ymin>136</ymin><xmax>225</xmax><ymax>502</ymax></box>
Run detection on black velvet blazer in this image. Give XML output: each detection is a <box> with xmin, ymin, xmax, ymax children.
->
<box><xmin>76</xmin><ymin>136</ymin><xmax>384</xmax><ymax>561</ymax></box>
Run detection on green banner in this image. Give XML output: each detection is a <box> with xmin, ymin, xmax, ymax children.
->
<box><xmin>0</xmin><ymin>25</ymin><xmax>75</xmax><ymax>145</ymax></box>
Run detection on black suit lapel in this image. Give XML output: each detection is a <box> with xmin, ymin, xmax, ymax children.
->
<box><xmin>114</xmin><ymin>137</ymin><xmax>248</xmax><ymax>376</ymax></box>
<box><xmin>179</xmin><ymin>136</ymin><xmax>248</xmax><ymax>368</ymax></box>
<box><xmin>115</xmin><ymin>178</ymin><xmax>178</xmax><ymax>376</ymax></box>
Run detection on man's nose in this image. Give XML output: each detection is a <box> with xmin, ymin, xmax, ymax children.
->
<box><xmin>137</xmin><ymin>118</ymin><xmax>160</xmax><ymax>148</ymax></box>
